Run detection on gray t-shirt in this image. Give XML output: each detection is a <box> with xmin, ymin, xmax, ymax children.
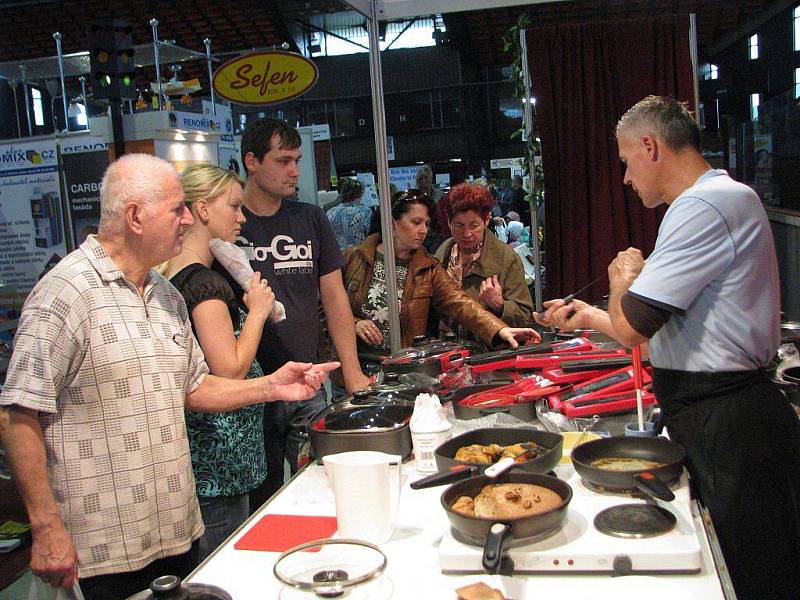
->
<box><xmin>628</xmin><ymin>170</ymin><xmax>780</xmax><ymax>371</ymax></box>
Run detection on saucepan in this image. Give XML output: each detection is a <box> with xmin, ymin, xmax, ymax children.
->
<box><xmin>570</xmin><ymin>436</ymin><xmax>685</xmax><ymax>501</ymax></box>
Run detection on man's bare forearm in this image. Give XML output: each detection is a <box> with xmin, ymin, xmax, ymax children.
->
<box><xmin>185</xmin><ymin>373</ymin><xmax>275</xmax><ymax>412</ymax></box>
<box><xmin>0</xmin><ymin>406</ymin><xmax>62</xmax><ymax>531</ymax></box>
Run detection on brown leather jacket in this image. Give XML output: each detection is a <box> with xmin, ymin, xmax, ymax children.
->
<box><xmin>343</xmin><ymin>234</ymin><xmax>507</xmax><ymax>348</ymax></box>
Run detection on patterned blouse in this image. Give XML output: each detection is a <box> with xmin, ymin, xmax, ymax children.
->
<box><xmin>361</xmin><ymin>251</ymin><xmax>410</xmax><ymax>353</ymax></box>
<box><xmin>171</xmin><ymin>263</ymin><xmax>268</xmax><ymax>498</ymax></box>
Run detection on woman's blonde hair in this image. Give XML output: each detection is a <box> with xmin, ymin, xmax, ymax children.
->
<box><xmin>180</xmin><ymin>162</ymin><xmax>244</xmax><ymax>206</ymax></box>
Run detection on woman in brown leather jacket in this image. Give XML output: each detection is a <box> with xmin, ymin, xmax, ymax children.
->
<box><xmin>342</xmin><ymin>189</ymin><xmax>539</xmax><ymax>354</ymax></box>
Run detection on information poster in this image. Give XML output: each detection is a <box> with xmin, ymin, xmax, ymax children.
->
<box><xmin>754</xmin><ymin>133</ymin><xmax>773</xmax><ymax>205</ymax></box>
<box><xmin>0</xmin><ymin>138</ymin><xmax>66</xmax><ymax>292</ymax></box>
<box><xmin>61</xmin><ymin>136</ymin><xmax>109</xmax><ymax>249</ymax></box>
<box><xmin>389</xmin><ymin>166</ymin><xmax>419</xmax><ymax>193</ymax></box>
<box><xmin>356</xmin><ymin>172</ymin><xmax>380</xmax><ymax>208</ymax></box>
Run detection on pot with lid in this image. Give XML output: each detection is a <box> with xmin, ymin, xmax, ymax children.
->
<box><xmin>124</xmin><ymin>575</ymin><xmax>231</xmax><ymax>600</ymax></box>
<box><xmin>305</xmin><ymin>385</ymin><xmax>416</xmax><ymax>464</ymax></box>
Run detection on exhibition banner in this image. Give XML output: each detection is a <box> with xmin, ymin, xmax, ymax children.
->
<box><xmin>0</xmin><ymin>138</ymin><xmax>66</xmax><ymax>292</ymax></box>
<box><xmin>61</xmin><ymin>136</ymin><xmax>109</xmax><ymax>249</ymax></box>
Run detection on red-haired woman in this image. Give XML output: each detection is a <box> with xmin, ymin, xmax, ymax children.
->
<box><xmin>435</xmin><ymin>183</ymin><xmax>533</xmax><ymax>329</ymax></box>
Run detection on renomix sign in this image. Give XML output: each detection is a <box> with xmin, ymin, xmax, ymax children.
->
<box><xmin>212</xmin><ymin>51</ymin><xmax>319</xmax><ymax>105</ymax></box>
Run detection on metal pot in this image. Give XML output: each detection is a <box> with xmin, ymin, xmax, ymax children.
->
<box><xmin>125</xmin><ymin>575</ymin><xmax>231</xmax><ymax>600</ymax></box>
<box><xmin>781</xmin><ymin>321</ymin><xmax>800</xmax><ymax>344</ymax></box>
<box><xmin>306</xmin><ymin>395</ymin><xmax>414</xmax><ymax>464</ymax></box>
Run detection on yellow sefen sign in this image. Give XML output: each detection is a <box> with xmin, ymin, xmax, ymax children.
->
<box><xmin>212</xmin><ymin>51</ymin><xmax>319</xmax><ymax>105</ymax></box>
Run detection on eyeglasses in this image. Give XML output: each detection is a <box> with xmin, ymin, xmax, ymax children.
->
<box><xmin>392</xmin><ymin>189</ymin><xmax>431</xmax><ymax>208</ymax></box>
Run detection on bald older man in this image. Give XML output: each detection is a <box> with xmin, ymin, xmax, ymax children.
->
<box><xmin>0</xmin><ymin>154</ymin><xmax>337</xmax><ymax>599</ymax></box>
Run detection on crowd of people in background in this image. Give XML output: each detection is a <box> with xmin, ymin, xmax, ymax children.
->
<box><xmin>327</xmin><ymin>165</ymin><xmax>539</xmax><ymax>363</ymax></box>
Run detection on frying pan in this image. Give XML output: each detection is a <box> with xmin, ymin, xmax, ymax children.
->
<box><xmin>441</xmin><ymin>472</ymin><xmax>572</xmax><ymax>573</ymax></box>
<box><xmin>570</xmin><ymin>436</ymin><xmax>685</xmax><ymax>501</ymax></box>
<box><xmin>434</xmin><ymin>428</ymin><xmax>563</xmax><ymax>475</ymax></box>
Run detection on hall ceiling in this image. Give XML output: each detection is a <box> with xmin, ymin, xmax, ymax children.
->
<box><xmin>0</xmin><ymin>0</ymin><xmax>778</xmax><ymax>94</ymax></box>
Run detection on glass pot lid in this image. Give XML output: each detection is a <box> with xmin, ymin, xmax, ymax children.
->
<box><xmin>311</xmin><ymin>402</ymin><xmax>413</xmax><ymax>433</ymax></box>
<box><xmin>273</xmin><ymin>538</ymin><xmax>387</xmax><ymax>598</ymax></box>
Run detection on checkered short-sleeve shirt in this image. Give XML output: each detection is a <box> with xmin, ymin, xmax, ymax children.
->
<box><xmin>0</xmin><ymin>236</ymin><xmax>209</xmax><ymax>578</ymax></box>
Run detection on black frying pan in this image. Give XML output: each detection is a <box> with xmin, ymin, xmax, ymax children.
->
<box><xmin>570</xmin><ymin>436</ymin><xmax>685</xmax><ymax>501</ymax></box>
<box><xmin>442</xmin><ymin>472</ymin><xmax>572</xmax><ymax>573</ymax></box>
<box><xmin>436</xmin><ymin>428</ymin><xmax>563</xmax><ymax>474</ymax></box>
<box><xmin>410</xmin><ymin>428</ymin><xmax>562</xmax><ymax>489</ymax></box>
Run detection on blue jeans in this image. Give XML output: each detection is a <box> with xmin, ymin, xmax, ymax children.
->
<box><xmin>195</xmin><ymin>493</ymin><xmax>249</xmax><ymax>562</ymax></box>
<box><xmin>250</xmin><ymin>389</ymin><xmax>328</xmax><ymax>511</ymax></box>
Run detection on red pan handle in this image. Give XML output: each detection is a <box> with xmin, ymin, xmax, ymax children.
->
<box><xmin>633</xmin><ymin>471</ymin><xmax>675</xmax><ymax>502</ymax></box>
<box><xmin>631</xmin><ymin>345</ymin><xmax>644</xmax><ymax>390</ymax></box>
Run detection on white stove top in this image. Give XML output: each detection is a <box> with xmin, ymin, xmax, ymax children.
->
<box><xmin>439</xmin><ymin>467</ymin><xmax>703</xmax><ymax>575</ymax></box>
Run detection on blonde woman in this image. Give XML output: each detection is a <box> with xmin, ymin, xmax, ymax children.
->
<box><xmin>162</xmin><ymin>163</ymin><xmax>274</xmax><ymax>561</ymax></box>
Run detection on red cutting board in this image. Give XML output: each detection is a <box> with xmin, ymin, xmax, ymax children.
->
<box><xmin>234</xmin><ymin>514</ymin><xmax>338</xmax><ymax>553</ymax></box>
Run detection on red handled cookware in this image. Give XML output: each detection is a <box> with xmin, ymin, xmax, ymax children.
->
<box><xmin>450</xmin><ymin>378</ymin><xmax>558</xmax><ymax>420</ymax></box>
<box><xmin>546</xmin><ymin>366</ymin><xmax>655</xmax><ymax>417</ymax></box>
<box><xmin>515</xmin><ymin>348</ymin><xmax>627</xmax><ymax>370</ymax></box>
<box><xmin>381</xmin><ymin>336</ymin><xmax>469</xmax><ymax>378</ymax></box>
<box><xmin>552</xmin><ymin>389</ymin><xmax>658</xmax><ymax>418</ymax></box>
<box><xmin>467</xmin><ymin>338</ymin><xmax>594</xmax><ymax>373</ymax></box>
<box><xmin>570</xmin><ymin>436</ymin><xmax>685</xmax><ymax>501</ymax></box>
<box><xmin>559</xmin><ymin>355</ymin><xmax>651</xmax><ymax>373</ymax></box>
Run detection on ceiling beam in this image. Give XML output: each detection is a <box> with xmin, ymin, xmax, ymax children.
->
<box><xmin>345</xmin><ymin>0</ymin><xmax>572</xmax><ymax>20</ymax></box>
<box><xmin>706</xmin><ymin>0</ymin><xmax>795</xmax><ymax>57</ymax></box>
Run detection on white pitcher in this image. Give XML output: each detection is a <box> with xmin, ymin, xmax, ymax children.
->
<box><xmin>322</xmin><ymin>451</ymin><xmax>402</xmax><ymax>544</ymax></box>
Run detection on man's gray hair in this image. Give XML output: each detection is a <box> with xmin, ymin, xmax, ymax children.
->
<box><xmin>616</xmin><ymin>95</ymin><xmax>700</xmax><ymax>153</ymax></box>
<box><xmin>99</xmin><ymin>154</ymin><xmax>179</xmax><ymax>234</ymax></box>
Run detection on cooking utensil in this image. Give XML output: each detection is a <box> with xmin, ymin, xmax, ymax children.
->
<box><xmin>515</xmin><ymin>348</ymin><xmax>627</xmax><ymax>370</ymax></box>
<box><xmin>570</xmin><ymin>436</ymin><xmax>685</xmax><ymax>501</ymax></box>
<box><xmin>323</xmin><ymin>451</ymin><xmax>401</xmax><ymax>544</ymax></box>
<box><xmin>467</xmin><ymin>337</ymin><xmax>592</xmax><ymax>372</ymax></box>
<box><xmin>574</xmin><ymin>414</ymin><xmax>601</xmax><ymax>448</ymax></box>
<box><xmin>381</xmin><ymin>336</ymin><xmax>469</xmax><ymax>378</ymax></box>
<box><xmin>441</xmin><ymin>472</ymin><xmax>572</xmax><ymax>573</ymax></box>
<box><xmin>273</xmin><ymin>538</ymin><xmax>388</xmax><ymax>599</ymax></box>
<box><xmin>125</xmin><ymin>576</ymin><xmax>231</xmax><ymax>600</ymax></box>
<box><xmin>410</xmin><ymin>428</ymin><xmax>563</xmax><ymax>489</ymax></box>
<box><xmin>631</xmin><ymin>345</ymin><xmax>645</xmax><ymax>431</ymax></box>
<box><xmin>563</xmin><ymin>273</ymin><xmax>607</xmax><ymax>304</ymax></box>
<box><xmin>305</xmin><ymin>399</ymin><xmax>414</xmax><ymax>464</ymax></box>
<box><xmin>448</xmin><ymin>382</ymin><xmax>541</xmax><ymax>421</ymax></box>
<box><xmin>559</xmin><ymin>355</ymin><xmax>650</xmax><ymax>372</ymax></box>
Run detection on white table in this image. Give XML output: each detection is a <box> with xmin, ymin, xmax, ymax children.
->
<box><xmin>188</xmin><ymin>460</ymin><xmax>731</xmax><ymax>599</ymax></box>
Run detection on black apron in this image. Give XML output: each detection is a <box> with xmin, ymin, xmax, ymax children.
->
<box><xmin>653</xmin><ymin>367</ymin><xmax>800</xmax><ymax>600</ymax></box>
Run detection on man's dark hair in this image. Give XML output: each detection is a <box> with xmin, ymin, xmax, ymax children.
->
<box><xmin>616</xmin><ymin>95</ymin><xmax>700</xmax><ymax>153</ymax></box>
<box><xmin>240</xmin><ymin>117</ymin><xmax>302</xmax><ymax>169</ymax></box>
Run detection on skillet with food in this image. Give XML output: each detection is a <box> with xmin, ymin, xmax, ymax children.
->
<box><xmin>438</xmin><ymin>428</ymin><xmax>562</xmax><ymax>473</ymax></box>
<box><xmin>410</xmin><ymin>428</ymin><xmax>563</xmax><ymax>489</ymax></box>
<box><xmin>442</xmin><ymin>472</ymin><xmax>572</xmax><ymax>573</ymax></box>
<box><xmin>570</xmin><ymin>436</ymin><xmax>685</xmax><ymax>501</ymax></box>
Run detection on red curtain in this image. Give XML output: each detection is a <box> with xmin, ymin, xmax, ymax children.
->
<box><xmin>525</xmin><ymin>15</ymin><xmax>694</xmax><ymax>302</ymax></box>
